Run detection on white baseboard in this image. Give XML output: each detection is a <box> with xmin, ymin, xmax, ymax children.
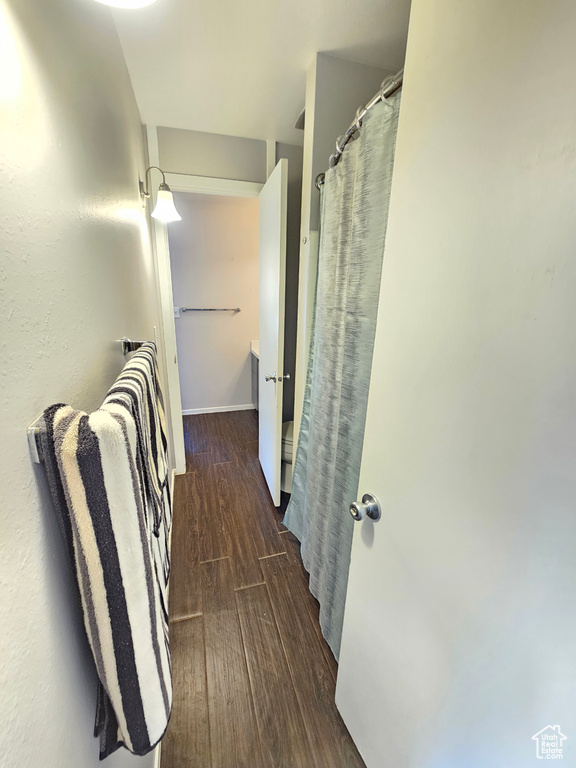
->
<box><xmin>170</xmin><ymin>468</ymin><xmax>176</xmax><ymax>495</ymax></box>
<box><xmin>168</xmin><ymin>468</ymin><xmax>175</xmax><ymax>554</ymax></box>
<box><xmin>182</xmin><ymin>404</ymin><xmax>256</xmax><ymax>415</ymax></box>
<box><xmin>167</xmin><ymin>469</ymin><xmax>175</xmax><ymax>594</ymax></box>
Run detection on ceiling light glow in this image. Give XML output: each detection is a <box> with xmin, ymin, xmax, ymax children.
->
<box><xmin>93</xmin><ymin>0</ymin><xmax>157</xmax><ymax>9</ymax></box>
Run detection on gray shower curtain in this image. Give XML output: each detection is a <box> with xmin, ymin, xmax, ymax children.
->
<box><xmin>284</xmin><ymin>91</ymin><xmax>401</xmax><ymax>660</ymax></box>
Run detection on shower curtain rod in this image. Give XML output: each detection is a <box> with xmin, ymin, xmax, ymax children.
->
<box><xmin>315</xmin><ymin>67</ymin><xmax>403</xmax><ymax>190</ymax></box>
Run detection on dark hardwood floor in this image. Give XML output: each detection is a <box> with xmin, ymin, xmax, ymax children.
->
<box><xmin>162</xmin><ymin>409</ymin><xmax>365</xmax><ymax>768</ymax></box>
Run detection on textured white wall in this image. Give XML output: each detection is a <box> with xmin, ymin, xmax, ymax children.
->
<box><xmin>0</xmin><ymin>0</ymin><xmax>160</xmax><ymax>766</ymax></box>
<box><xmin>169</xmin><ymin>193</ymin><xmax>259</xmax><ymax>412</ymax></box>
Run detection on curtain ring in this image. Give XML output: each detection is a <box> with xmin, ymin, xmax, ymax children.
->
<box><xmin>328</xmin><ymin>153</ymin><xmax>338</xmax><ymax>169</ymax></box>
<box><xmin>336</xmin><ymin>134</ymin><xmax>347</xmax><ymax>154</ymax></box>
<box><xmin>379</xmin><ymin>75</ymin><xmax>396</xmax><ymax>105</ymax></box>
<box><xmin>354</xmin><ymin>105</ymin><xmax>365</xmax><ymax>132</ymax></box>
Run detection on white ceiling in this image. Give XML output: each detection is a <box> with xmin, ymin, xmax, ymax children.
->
<box><xmin>113</xmin><ymin>0</ymin><xmax>412</xmax><ymax>146</ymax></box>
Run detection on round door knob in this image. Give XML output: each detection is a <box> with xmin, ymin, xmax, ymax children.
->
<box><xmin>264</xmin><ymin>372</ymin><xmax>277</xmax><ymax>383</ymax></box>
<box><xmin>349</xmin><ymin>493</ymin><xmax>381</xmax><ymax>522</ymax></box>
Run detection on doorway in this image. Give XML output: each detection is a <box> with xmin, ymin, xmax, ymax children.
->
<box><xmin>168</xmin><ymin>190</ymin><xmax>260</xmax><ymax>416</ymax></box>
<box><xmin>157</xmin><ymin>163</ymin><xmax>294</xmax><ymax>505</ymax></box>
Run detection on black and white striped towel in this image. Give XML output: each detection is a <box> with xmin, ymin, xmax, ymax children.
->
<box><xmin>40</xmin><ymin>343</ymin><xmax>172</xmax><ymax>758</ymax></box>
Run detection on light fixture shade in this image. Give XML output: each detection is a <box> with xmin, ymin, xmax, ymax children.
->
<box><xmin>94</xmin><ymin>0</ymin><xmax>157</xmax><ymax>8</ymax></box>
<box><xmin>151</xmin><ymin>189</ymin><xmax>182</xmax><ymax>223</ymax></box>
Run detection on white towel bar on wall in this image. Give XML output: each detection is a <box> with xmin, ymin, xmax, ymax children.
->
<box><xmin>27</xmin><ymin>415</ymin><xmax>43</xmax><ymax>464</ymax></box>
<box><xmin>180</xmin><ymin>307</ymin><xmax>241</xmax><ymax>313</ymax></box>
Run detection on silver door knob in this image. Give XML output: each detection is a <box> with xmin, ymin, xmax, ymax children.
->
<box><xmin>349</xmin><ymin>493</ymin><xmax>381</xmax><ymax>522</ymax></box>
<box><xmin>265</xmin><ymin>372</ymin><xmax>277</xmax><ymax>383</ymax></box>
<box><xmin>277</xmin><ymin>373</ymin><xmax>291</xmax><ymax>382</ymax></box>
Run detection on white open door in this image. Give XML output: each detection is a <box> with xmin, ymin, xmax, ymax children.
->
<box><xmin>258</xmin><ymin>159</ymin><xmax>288</xmax><ymax>505</ymax></box>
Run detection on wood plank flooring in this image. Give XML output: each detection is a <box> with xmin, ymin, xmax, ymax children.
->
<box><xmin>162</xmin><ymin>410</ymin><xmax>365</xmax><ymax>768</ymax></box>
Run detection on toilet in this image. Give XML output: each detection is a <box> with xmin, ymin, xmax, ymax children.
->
<box><xmin>281</xmin><ymin>420</ymin><xmax>294</xmax><ymax>493</ymax></box>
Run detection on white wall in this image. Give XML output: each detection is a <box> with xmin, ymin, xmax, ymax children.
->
<box><xmin>294</xmin><ymin>54</ymin><xmax>391</xmax><ymax>447</ymax></box>
<box><xmin>158</xmin><ymin>126</ymin><xmax>267</xmax><ymax>182</ymax></box>
<box><xmin>300</xmin><ymin>54</ymin><xmax>392</xmax><ymax>238</ymax></box>
<box><xmin>340</xmin><ymin>0</ymin><xmax>576</xmax><ymax>764</ymax></box>
<box><xmin>0</xmin><ymin>0</ymin><xmax>160</xmax><ymax>766</ymax></box>
<box><xmin>169</xmin><ymin>193</ymin><xmax>260</xmax><ymax>412</ymax></box>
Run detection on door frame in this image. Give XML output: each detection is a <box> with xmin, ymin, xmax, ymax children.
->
<box><xmin>165</xmin><ymin>173</ymin><xmax>263</xmax><ymax>199</ymax></box>
<box><xmin>146</xmin><ymin>125</ymin><xmax>263</xmax><ymax>474</ymax></box>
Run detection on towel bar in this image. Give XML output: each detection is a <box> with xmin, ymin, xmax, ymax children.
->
<box><xmin>180</xmin><ymin>307</ymin><xmax>240</xmax><ymax>313</ymax></box>
<box><xmin>121</xmin><ymin>338</ymin><xmax>147</xmax><ymax>355</ymax></box>
<box><xmin>27</xmin><ymin>338</ymin><xmax>149</xmax><ymax>463</ymax></box>
<box><xmin>27</xmin><ymin>415</ymin><xmax>43</xmax><ymax>464</ymax></box>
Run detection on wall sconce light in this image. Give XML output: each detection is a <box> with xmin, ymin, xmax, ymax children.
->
<box><xmin>140</xmin><ymin>166</ymin><xmax>182</xmax><ymax>223</ymax></box>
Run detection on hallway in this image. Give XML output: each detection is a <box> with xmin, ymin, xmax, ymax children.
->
<box><xmin>162</xmin><ymin>410</ymin><xmax>364</xmax><ymax>768</ymax></box>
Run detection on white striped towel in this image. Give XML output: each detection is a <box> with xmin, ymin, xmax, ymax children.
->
<box><xmin>39</xmin><ymin>343</ymin><xmax>172</xmax><ymax>758</ymax></box>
